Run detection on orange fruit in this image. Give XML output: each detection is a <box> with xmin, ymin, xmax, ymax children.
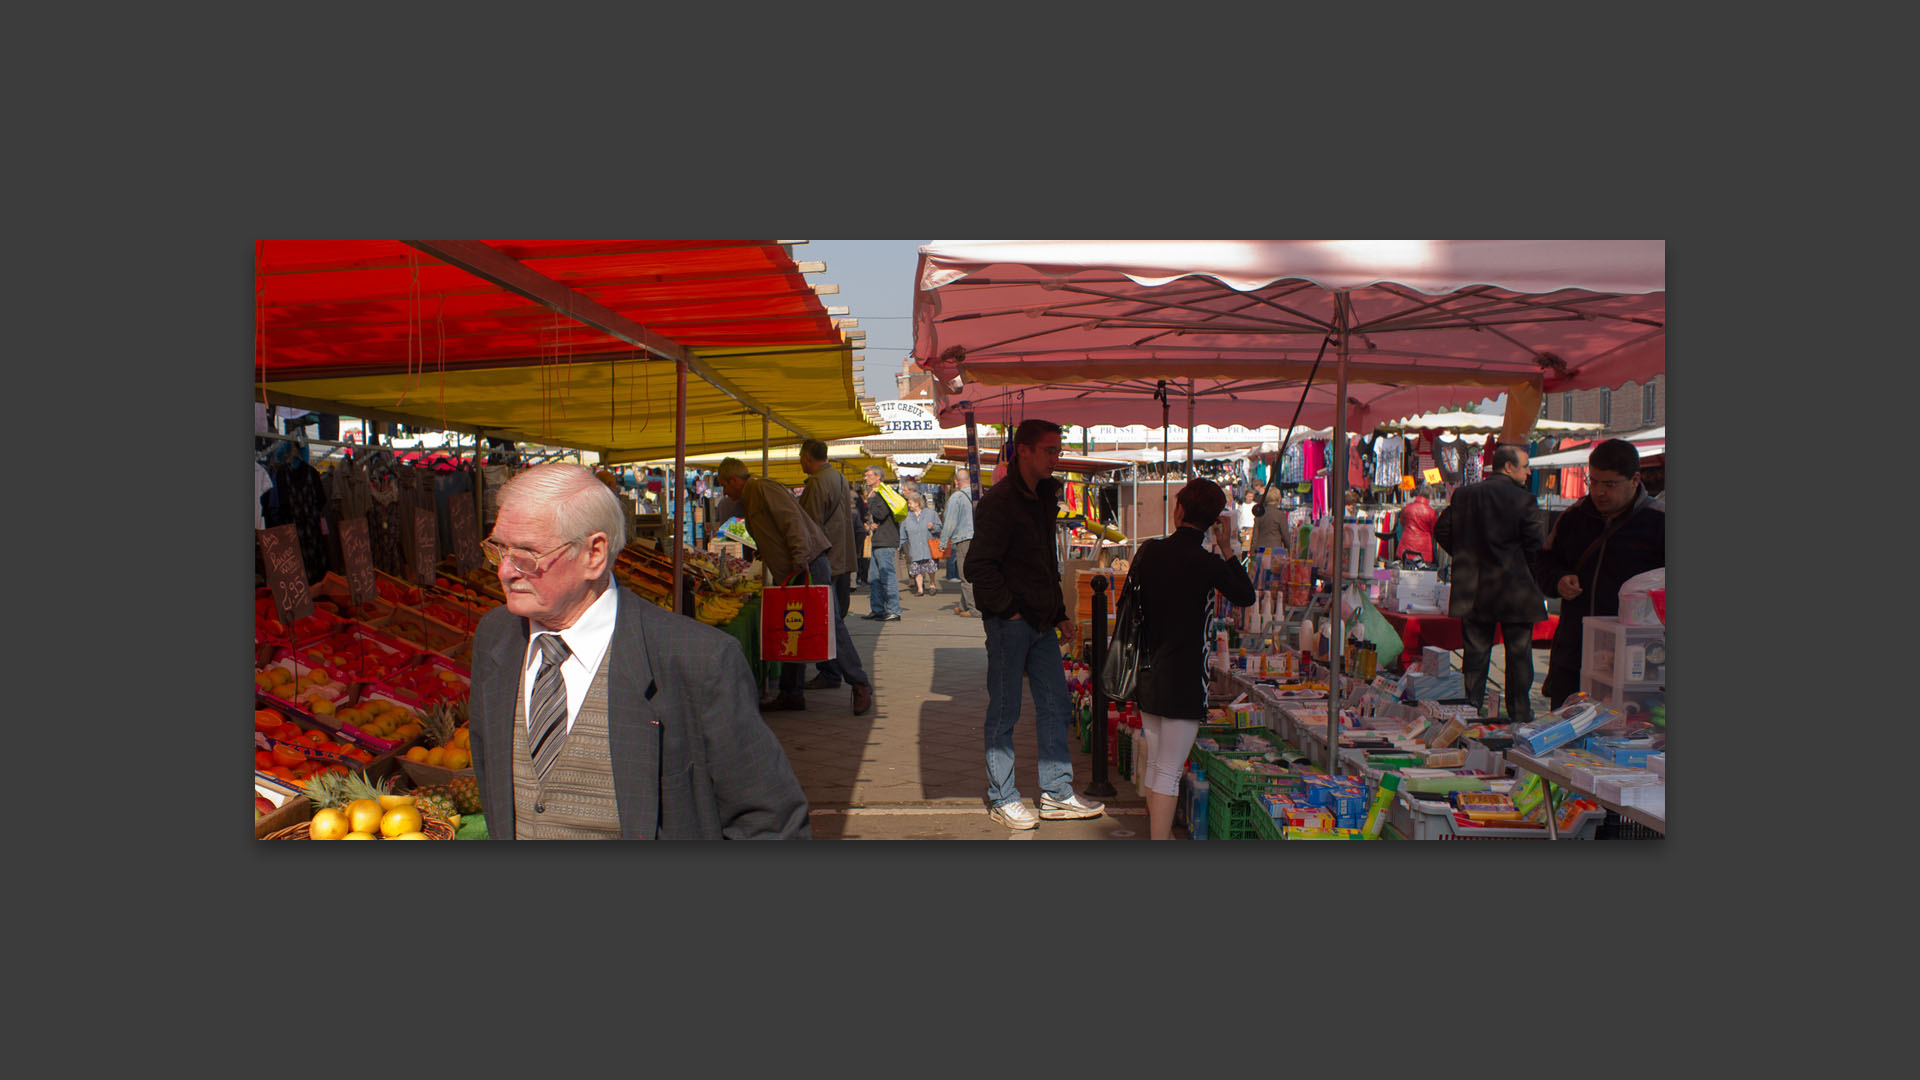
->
<box><xmin>254</xmin><ymin>709</ymin><xmax>283</xmax><ymax>730</ymax></box>
<box><xmin>405</xmin><ymin>746</ymin><xmax>430</xmax><ymax>763</ymax></box>
<box><xmin>379</xmin><ymin>805</ymin><xmax>423</xmax><ymax>838</ymax></box>
<box><xmin>271</xmin><ymin>743</ymin><xmax>307</xmax><ymax>768</ymax></box>
<box><xmin>425</xmin><ymin>746</ymin><xmax>446</xmax><ymax>767</ymax></box>
<box><xmin>442</xmin><ymin>749</ymin><xmax>470</xmax><ymax>770</ymax></box>
<box><xmin>345</xmin><ymin>799</ymin><xmax>385</xmax><ymax>834</ymax></box>
<box><xmin>309</xmin><ymin>808</ymin><xmax>351</xmax><ymax>840</ymax></box>
<box><xmin>342</xmin><ymin>832</ymin><xmax>376</xmax><ymax>840</ymax></box>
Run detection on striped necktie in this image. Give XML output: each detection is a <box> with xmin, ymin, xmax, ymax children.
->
<box><xmin>527</xmin><ymin>633</ymin><xmax>573</xmax><ymax>783</ymax></box>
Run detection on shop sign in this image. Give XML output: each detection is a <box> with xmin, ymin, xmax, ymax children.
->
<box><xmin>412</xmin><ymin>508</ymin><xmax>439</xmax><ymax>587</ymax></box>
<box><xmin>338</xmin><ymin>515</ymin><xmax>377</xmax><ymax>606</ymax></box>
<box><xmin>258</xmin><ymin>523</ymin><xmax>314</xmax><ymax>622</ymax></box>
<box><xmin>875</xmin><ymin>399</ymin><xmax>942</xmax><ymax>433</ymax></box>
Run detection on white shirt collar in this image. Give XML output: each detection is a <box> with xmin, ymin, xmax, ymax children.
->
<box><xmin>525</xmin><ymin>582</ymin><xmax>618</xmax><ymax>681</ymax></box>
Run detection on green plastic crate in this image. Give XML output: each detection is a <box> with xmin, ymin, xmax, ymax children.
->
<box><xmin>1206</xmin><ymin>792</ymin><xmax>1264</xmax><ymax>840</ymax></box>
<box><xmin>1251</xmin><ymin>808</ymin><xmax>1286</xmax><ymax>840</ymax></box>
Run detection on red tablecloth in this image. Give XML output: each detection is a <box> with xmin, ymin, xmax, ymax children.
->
<box><xmin>1380</xmin><ymin>610</ymin><xmax>1558</xmax><ymax>656</ymax></box>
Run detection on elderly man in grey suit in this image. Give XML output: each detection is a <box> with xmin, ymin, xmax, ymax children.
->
<box><xmin>468</xmin><ymin>463</ymin><xmax>810</xmax><ymax>839</ymax></box>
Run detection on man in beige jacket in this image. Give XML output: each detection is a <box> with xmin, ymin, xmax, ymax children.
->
<box><xmin>718</xmin><ymin>457</ymin><xmax>873</xmax><ymax>716</ymax></box>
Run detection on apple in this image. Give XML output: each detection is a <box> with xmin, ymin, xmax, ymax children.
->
<box><xmin>256</xmin><ymin>794</ymin><xmax>276</xmax><ymax>815</ymax></box>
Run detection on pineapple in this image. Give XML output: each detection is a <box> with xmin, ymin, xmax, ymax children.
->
<box><xmin>410</xmin><ymin>784</ymin><xmax>460</xmax><ymax>825</ymax></box>
<box><xmin>337</xmin><ymin>770</ymin><xmax>390</xmax><ymax>807</ymax></box>
<box><xmin>299</xmin><ymin>771</ymin><xmax>348</xmax><ymax>810</ymax></box>
<box><xmin>450</xmin><ymin>775</ymin><xmax>482</xmax><ymax>815</ymax></box>
<box><xmin>419</xmin><ymin>699</ymin><xmax>470</xmax><ymax>748</ymax></box>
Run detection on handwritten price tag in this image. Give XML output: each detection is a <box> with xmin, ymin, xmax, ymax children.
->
<box><xmin>257</xmin><ymin>524</ymin><xmax>314</xmax><ymax>623</ymax></box>
<box><xmin>338</xmin><ymin>515</ymin><xmax>377</xmax><ymax>606</ymax></box>
<box><xmin>448</xmin><ymin>495</ymin><xmax>483</xmax><ymax>577</ymax></box>
<box><xmin>413</xmin><ymin>508</ymin><xmax>439</xmax><ymax>587</ymax></box>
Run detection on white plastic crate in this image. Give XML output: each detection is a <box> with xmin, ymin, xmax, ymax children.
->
<box><xmin>1390</xmin><ymin>794</ymin><xmax>1604</xmax><ymax>840</ymax></box>
<box><xmin>1581</xmin><ymin>616</ymin><xmax>1666</xmax><ymax>707</ymax></box>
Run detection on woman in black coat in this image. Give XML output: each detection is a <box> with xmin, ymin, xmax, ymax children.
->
<box><xmin>1125</xmin><ymin>479</ymin><xmax>1257</xmax><ymax>839</ymax></box>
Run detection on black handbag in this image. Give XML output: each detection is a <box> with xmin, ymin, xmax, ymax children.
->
<box><xmin>1100</xmin><ymin>570</ymin><xmax>1151</xmax><ymax>701</ymax></box>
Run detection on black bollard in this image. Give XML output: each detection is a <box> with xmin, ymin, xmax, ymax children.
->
<box><xmin>1085</xmin><ymin>573</ymin><xmax>1116</xmax><ymax>799</ymax></box>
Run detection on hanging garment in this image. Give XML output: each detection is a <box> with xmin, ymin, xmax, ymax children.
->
<box><xmin>253</xmin><ymin>463</ymin><xmax>274</xmax><ymax>530</ymax></box>
<box><xmin>1281</xmin><ymin>440</ymin><xmax>1307</xmax><ymax>483</ymax></box>
<box><xmin>1465</xmin><ymin>439</ymin><xmax>1485</xmax><ymax>485</ymax></box>
<box><xmin>366</xmin><ymin>460</ymin><xmax>406</xmax><ymax>576</ymax></box>
<box><xmin>1374</xmin><ymin>435</ymin><xmax>1405</xmax><ymax>488</ymax></box>
<box><xmin>1311</xmin><ymin>472</ymin><xmax>1328</xmax><ymax>521</ymax></box>
<box><xmin>1437</xmin><ymin>436</ymin><xmax>1465</xmax><ymax>486</ymax></box>
<box><xmin>1560</xmin><ymin>466</ymin><xmax>1588</xmax><ymax>500</ymax></box>
<box><xmin>1414</xmin><ymin>430</ymin><xmax>1438</xmax><ymax>480</ymax></box>
<box><xmin>268</xmin><ymin>458</ymin><xmax>331</xmax><ymax>584</ymax></box>
<box><xmin>1348</xmin><ymin>435</ymin><xmax>1369</xmax><ymax>491</ymax></box>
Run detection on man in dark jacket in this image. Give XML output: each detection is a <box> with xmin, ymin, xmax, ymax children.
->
<box><xmin>1535</xmin><ymin>438</ymin><xmax>1666</xmax><ymax>708</ymax></box>
<box><xmin>861</xmin><ymin>466</ymin><xmax>902</xmax><ymax>621</ymax></box>
<box><xmin>965</xmin><ymin>419</ymin><xmax>1105</xmax><ymax>830</ymax></box>
<box><xmin>1433</xmin><ymin>444</ymin><xmax>1548</xmax><ymax>722</ymax></box>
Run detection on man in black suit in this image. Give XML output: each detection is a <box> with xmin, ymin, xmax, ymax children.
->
<box><xmin>468</xmin><ymin>463</ymin><xmax>810</xmax><ymax>839</ymax></box>
<box><xmin>1433</xmin><ymin>443</ymin><xmax>1548</xmax><ymax>723</ymax></box>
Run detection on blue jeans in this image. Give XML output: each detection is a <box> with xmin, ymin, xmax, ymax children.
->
<box><xmin>780</xmin><ymin>553</ymin><xmax>868</xmax><ymax>697</ymax></box>
<box><xmin>867</xmin><ymin>545</ymin><xmax>901</xmax><ymax>616</ymax></box>
<box><xmin>982</xmin><ymin>614</ymin><xmax>1074</xmax><ymax>807</ymax></box>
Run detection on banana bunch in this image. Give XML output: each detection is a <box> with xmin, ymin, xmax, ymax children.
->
<box><xmin>695</xmin><ymin>593</ymin><xmax>747</xmax><ymax>626</ymax></box>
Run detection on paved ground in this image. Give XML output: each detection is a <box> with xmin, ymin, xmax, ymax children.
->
<box><xmin>757</xmin><ymin>573</ymin><xmax>1550</xmax><ymax>841</ymax></box>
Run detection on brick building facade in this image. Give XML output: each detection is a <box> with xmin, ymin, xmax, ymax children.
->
<box><xmin>1544</xmin><ymin>375</ymin><xmax>1665</xmax><ymax>436</ymax></box>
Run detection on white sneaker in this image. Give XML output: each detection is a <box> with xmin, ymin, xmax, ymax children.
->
<box><xmin>989</xmin><ymin>800</ymin><xmax>1039</xmax><ymax>830</ymax></box>
<box><xmin>1038</xmin><ymin>792</ymin><xmax>1106</xmax><ymax>820</ymax></box>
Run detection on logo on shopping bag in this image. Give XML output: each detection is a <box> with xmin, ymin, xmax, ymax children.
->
<box><xmin>784</xmin><ymin>601</ymin><xmax>807</xmax><ymax>657</ymax></box>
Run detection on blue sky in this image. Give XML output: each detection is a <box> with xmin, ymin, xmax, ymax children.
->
<box><xmin>796</xmin><ymin>240</ymin><xmax>928</xmax><ymax>398</ymax></box>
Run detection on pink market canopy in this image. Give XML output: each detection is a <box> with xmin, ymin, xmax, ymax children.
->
<box><xmin>911</xmin><ymin>239</ymin><xmax>1665</xmax><ymax>776</ymax></box>
<box><xmin>913</xmin><ymin>240</ymin><xmax>1664</xmax><ymax>433</ymax></box>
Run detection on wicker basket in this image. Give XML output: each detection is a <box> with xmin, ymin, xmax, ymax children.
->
<box><xmin>262</xmin><ymin>815</ymin><xmax>457</xmax><ymax>840</ymax></box>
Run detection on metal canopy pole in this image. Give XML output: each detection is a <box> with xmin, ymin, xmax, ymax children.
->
<box><xmin>964</xmin><ymin>408</ymin><xmax>982</xmax><ymax>502</ymax></box>
<box><xmin>761</xmin><ymin>414</ymin><xmax>771</xmax><ymax>476</ymax></box>
<box><xmin>673</xmin><ymin>357</ymin><xmax>688</xmax><ymax>615</ymax></box>
<box><xmin>1326</xmin><ymin>295</ymin><xmax>1351</xmax><ymax>775</ymax></box>
<box><xmin>1186</xmin><ymin>379</ymin><xmax>1196</xmax><ymax>467</ymax></box>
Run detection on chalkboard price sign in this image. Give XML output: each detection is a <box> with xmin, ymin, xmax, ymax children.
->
<box><xmin>413</xmin><ymin>508</ymin><xmax>439</xmax><ymax>587</ymax></box>
<box><xmin>257</xmin><ymin>524</ymin><xmax>314</xmax><ymax>624</ymax></box>
<box><xmin>339</xmin><ymin>515</ymin><xmax>377</xmax><ymax>606</ymax></box>
<box><xmin>448</xmin><ymin>495</ymin><xmax>484</xmax><ymax>577</ymax></box>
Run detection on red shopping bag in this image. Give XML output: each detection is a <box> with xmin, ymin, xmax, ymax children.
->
<box><xmin>760</xmin><ymin>574</ymin><xmax>837</xmax><ymax>664</ymax></box>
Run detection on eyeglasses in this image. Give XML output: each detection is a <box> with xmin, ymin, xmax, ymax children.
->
<box><xmin>481</xmin><ymin>536</ymin><xmax>580</xmax><ymax>575</ymax></box>
<box><xmin>1589</xmin><ymin>477</ymin><xmax>1633</xmax><ymax>492</ymax></box>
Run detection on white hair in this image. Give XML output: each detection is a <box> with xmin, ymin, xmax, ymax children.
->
<box><xmin>497</xmin><ymin>463</ymin><xmax>626</xmax><ymax>571</ymax></box>
<box><xmin>716</xmin><ymin>457</ymin><xmax>753</xmax><ymax>483</ymax></box>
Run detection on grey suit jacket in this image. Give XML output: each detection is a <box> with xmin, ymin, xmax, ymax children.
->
<box><xmin>468</xmin><ymin>584</ymin><xmax>811</xmax><ymax>839</ymax></box>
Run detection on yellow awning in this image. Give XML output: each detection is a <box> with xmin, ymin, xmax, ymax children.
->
<box><xmin>258</xmin><ymin>343</ymin><xmax>879</xmax><ymax>462</ymax></box>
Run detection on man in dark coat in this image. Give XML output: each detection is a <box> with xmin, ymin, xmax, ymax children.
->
<box><xmin>965</xmin><ymin>419</ymin><xmax>1105</xmax><ymax>830</ymax></box>
<box><xmin>469</xmin><ymin>463</ymin><xmax>810</xmax><ymax>839</ymax></box>
<box><xmin>1535</xmin><ymin>438</ymin><xmax>1666</xmax><ymax>708</ymax></box>
<box><xmin>1433</xmin><ymin>444</ymin><xmax>1547</xmax><ymax>722</ymax></box>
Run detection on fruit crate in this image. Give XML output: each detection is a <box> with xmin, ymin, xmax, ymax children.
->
<box><xmin>374</xmin><ymin>605</ymin><xmax>471</xmax><ymax>656</ymax></box>
<box><xmin>373</xmin><ymin>653</ymin><xmax>471</xmax><ymax>710</ymax></box>
<box><xmin>255</xmin><ymin>793</ymin><xmax>312</xmax><ymax>839</ymax></box>
<box><xmin>397</xmin><ymin>756</ymin><xmax>476</xmax><ymax>789</ymax></box>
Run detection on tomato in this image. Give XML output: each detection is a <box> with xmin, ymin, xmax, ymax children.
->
<box><xmin>254</xmin><ymin>708</ymin><xmax>284</xmax><ymax>730</ymax></box>
<box><xmin>271</xmin><ymin>743</ymin><xmax>308</xmax><ymax>768</ymax></box>
<box><xmin>255</xmin><ymin>750</ymin><xmax>275</xmax><ymax>769</ymax></box>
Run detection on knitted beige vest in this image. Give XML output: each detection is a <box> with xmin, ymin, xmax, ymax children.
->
<box><xmin>511</xmin><ymin>653</ymin><xmax>621</xmax><ymax>840</ymax></box>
